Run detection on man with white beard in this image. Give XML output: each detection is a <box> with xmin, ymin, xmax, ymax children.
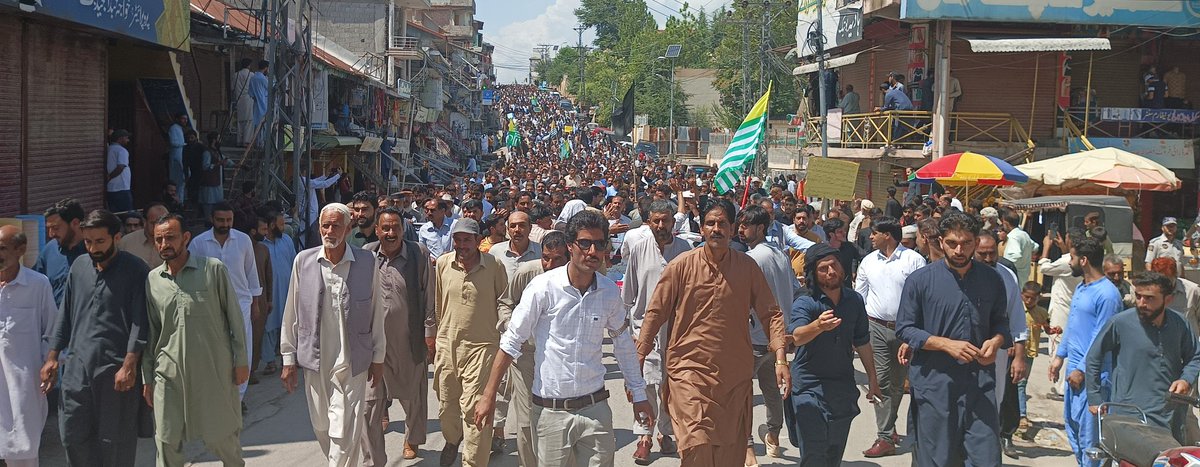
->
<box><xmin>281</xmin><ymin>203</ymin><xmax>386</xmax><ymax>466</ymax></box>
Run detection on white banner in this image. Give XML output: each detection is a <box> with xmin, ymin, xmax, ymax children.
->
<box><xmin>311</xmin><ymin>70</ymin><xmax>330</xmax><ymax>130</ymax></box>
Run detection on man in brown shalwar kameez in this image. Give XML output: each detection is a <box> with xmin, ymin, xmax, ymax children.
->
<box><xmin>637</xmin><ymin>199</ymin><xmax>791</xmax><ymax>466</ymax></box>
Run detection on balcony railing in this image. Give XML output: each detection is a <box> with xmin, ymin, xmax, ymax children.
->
<box><xmin>443</xmin><ymin>24</ymin><xmax>474</xmax><ymax>37</ymax></box>
<box><xmin>1063</xmin><ymin>107</ymin><xmax>1199</xmax><ymax>140</ymax></box>
<box><xmin>387</xmin><ymin>36</ymin><xmax>421</xmax><ymax>60</ymax></box>
<box><xmin>804</xmin><ymin>111</ymin><xmax>1035</xmax><ymax>152</ymax></box>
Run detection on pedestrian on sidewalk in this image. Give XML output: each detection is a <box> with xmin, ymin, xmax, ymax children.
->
<box><xmin>737</xmin><ymin>205</ymin><xmax>799</xmax><ymax>464</ymax></box>
<box><xmin>360</xmin><ymin>207</ymin><xmax>434</xmax><ymax>463</ymax></box>
<box><xmin>41</xmin><ymin>210</ymin><xmax>149</xmax><ymax>467</ymax></box>
<box><xmin>189</xmin><ymin>202</ymin><xmax>262</xmax><ymax>399</ymax></box>
<box><xmin>854</xmin><ymin>217</ymin><xmax>925</xmax><ymax>458</ymax></box>
<box><xmin>636</xmin><ymin>200</ymin><xmax>790</xmax><ymax>466</ymax></box>
<box><xmin>432</xmin><ymin>218</ymin><xmax>508</xmax><ymax>467</ymax></box>
<box><xmin>786</xmin><ymin>243</ymin><xmax>882</xmax><ymax>467</ymax></box>
<box><xmin>144</xmin><ymin>214</ymin><xmax>248</xmax><ymax>466</ymax></box>
<box><xmin>1086</xmin><ymin>271</ymin><xmax>1200</xmax><ymax>443</ymax></box>
<box><xmin>0</xmin><ymin>225</ymin><xmax>57</xmax><ymax>467</ymax></box>
<box><xmin>1017</xmin><ymin>281</ymin><xmax>1049</xmax><ymax>430</ymax></box>
<box><xmin>1047</xmin><ymin>237</ymin><xmax>1122</xmax><ymax>467</ymax></box>
<box><xmin>474</xmin><ymin>211</ymin><xmax>653</xmax><ymax>466</ymax></box>
<box><xmin>622</xmin><ymin>200</ymin><xmax>690</xmax><ymax>464</ymax></box>
<box><xmin>280</xmin><ymin>203</ymin><xmax>387</xmax><ymax>467</ymax></box>
<box><xmin>105</xmin><ymin>129</ymin><xmax>133</xmax><ymax>213</ymax></box>
<box><xmin>896</xmin><ymin>212</ymin><xmax>1009</xmax><ymax>466</ymax></box>
<box><xmin>168</xmin><ymin>114</ymin><xmax>188</xmax><ymax>203</ymax></box>
<box><xmin>490</xmin><ymin>230</ymin><xmax>570</xmax><ymax>466</ymax></box>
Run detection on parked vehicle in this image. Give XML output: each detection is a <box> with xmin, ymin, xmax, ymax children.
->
<box><xmin>1085</xmin><ymin>393</ymin><xmax>1200</xmax><ymax>467</ymax></box>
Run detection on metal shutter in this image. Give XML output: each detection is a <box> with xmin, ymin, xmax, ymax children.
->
<box><xmin>949</xmin><ymin>39</ymin><xmax>1058</xmax><ymax>139</ymax></box>
<box><xmin>0</xmin><ymin>17</ymin><xmax>22</xmax><ymax>216</ymax></box>
<box><xmin>24</xmin><ymin>23</ymin><xmax>107</xmax><ymax>213</ymax></box>
<box><xmin>1071</xmin><ymin>38</ymin><xmax>1142</xmax><ymax>108</ymax></box>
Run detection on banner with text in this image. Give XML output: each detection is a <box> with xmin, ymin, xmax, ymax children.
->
<box><xmin>804</xmin><ymin>156</ymin><xmax>859</xmax><ymax>200</ymax></box>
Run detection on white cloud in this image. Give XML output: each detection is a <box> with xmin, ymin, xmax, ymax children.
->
<box><xmin>484</xmin><ymin>0</ymin><xmax>595</xmax><ymax>84</ymax></box>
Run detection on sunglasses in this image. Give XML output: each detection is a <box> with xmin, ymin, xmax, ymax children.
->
<box><xmin>573</xmin><ymin>239</ymin><xmax>610</xmax><ymax>252</ymax></box>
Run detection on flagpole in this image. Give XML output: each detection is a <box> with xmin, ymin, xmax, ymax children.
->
<box><xmin>740</xmin><ymin>177</ymin><xmax>752</xmax><ymax>208</ymax></box>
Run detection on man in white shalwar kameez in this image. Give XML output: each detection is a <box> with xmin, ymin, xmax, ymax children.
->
<box><xmin>232</xmin><ymin>59</ymin><xmax>254</xmax><ymax>146</ymax></box>
<box><xmin>0</xmin><ymin>225</ymin><xmax>57</xmax><ymax>467</ymax></box>
<box><xmin>281</xmin><ymin>203</ymin><xmax>386</xmax><ymax>467</ymax></box>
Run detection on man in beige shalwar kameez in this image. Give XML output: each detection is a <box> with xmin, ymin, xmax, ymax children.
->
<box><xmin>637</xmin><ymin>199</ymin><xmax>790</xmax><ymax>466</ymax></box>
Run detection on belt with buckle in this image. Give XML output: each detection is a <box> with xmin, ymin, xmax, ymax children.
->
<box><xmin>532</xmin><ymin>389</ymin><xmax>610</xmax><ymax>411</ymax></box>
<box><xmin>868</xmin><ymin>316</ymin><xmax>896</xmax><ymax>329</ymax></box>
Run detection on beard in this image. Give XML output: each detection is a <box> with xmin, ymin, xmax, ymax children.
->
<box><xmin>215</xmin><ymin>225</ymin><xmax>231</xmax><ymax>236</ymax></box>
<box><xmin>1137</xmin><ymin>304</ymin><xmax>1166</xmax><ymax>324</ymax></box>
<box><xmin>322</xmin><ymin>236</ymin><xmax>343</xmax><ymax>249</ymax></box>
<box><xmin>89</xmin><ymin>244</ymin><xmax>116</xmax><ymax>264</ymax></box>
<box><xmin>251</xmin><ymin>232</ymin><xmax>265</xmax><ymax>242</ymax></box>
<box><xmin>1071</xmin><ymin>264</ymin><xmax>1084</xmax><ymax>277</ymax></box>
<box><xmin>270</xmin><ymin>225</ymin><xmax>283</xmax><ymax>238</ymax></box>
<box><xmin>946</xmin><ymin>253</ymin><xmax>972</xmax><ymax>269</ymax></box>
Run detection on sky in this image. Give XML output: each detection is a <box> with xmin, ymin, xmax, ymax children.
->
<box><xmin>478</xmin><ymin>0</ymin><xmax>730</xmax><ymax>84</ymax></box>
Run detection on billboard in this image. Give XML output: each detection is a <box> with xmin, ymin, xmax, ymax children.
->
<box><xmin>901</xmin><ymin>0</ymin><xmax>1200</xmax><ymax>28</ymax></box>
<box><xmin>4</xmin><ymin>0</ymin><xmax>190</xmax><ymax>49</ymax></box>
<box><xmin>796</xmin><ymin>0</ymin><xmax>863</xmax><ymax>57</ymax></box>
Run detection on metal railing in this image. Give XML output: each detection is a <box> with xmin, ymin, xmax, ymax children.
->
<box><xmin>804</xmin><ymin>111</ymin><xmax>1035</xmax><ymax>151</ymax></box>
<box><xmin>1063</xmin><ymin>107</ymin><xmax>1198</xmax><ymax>140</ymax></box>
<box><xmin>355</xmin><ymin>53</ymin><xmax>386</xmax><ymax>81</ymax></box>
<box><xmin>387</xmin><ymin>36</ymin><xmax>421</xmax><ymax>58</ymax></box>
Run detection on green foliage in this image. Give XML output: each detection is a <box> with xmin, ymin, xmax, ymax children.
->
<box><xmin>540</xmin><ymin>0</ymin><xmax>799</xmax><ymax>129</ymax></box>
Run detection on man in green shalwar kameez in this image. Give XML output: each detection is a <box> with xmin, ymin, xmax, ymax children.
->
<box><xmin>143</xmin><ymin>214</ymin><xmax>249</xmax><ymax>466</ymax></box>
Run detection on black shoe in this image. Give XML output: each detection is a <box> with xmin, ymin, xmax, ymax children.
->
<box><xmin>1002</xmin><ymin>438</ymin><xmax>1019</xmax><ymax>459</ymax></box>
<box><xmin>440</xmin><ymin>443</ymin><xmax>459</xmax><ymax>467</ymax></box>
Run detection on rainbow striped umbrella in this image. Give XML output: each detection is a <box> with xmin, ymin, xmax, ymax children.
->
<box><xmin>910</xmin><ymin>151</ymin><xmax>1028</xmax><ymax>187</ymax></box>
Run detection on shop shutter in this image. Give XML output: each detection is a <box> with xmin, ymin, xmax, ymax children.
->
<box><xmin>1071</xmin><ymin>38</ymin><xmax>1142</xmax><ymax>109</ymax></box>
<box><xmin>24</xmin><ymin>23</ymin><xmax>107</xmax><ymax>213</ymax></box>
<box><xmin>0</xmin><ymin>17</ymin><xmax>22</xmax><ymax>216</ymax></box>
<box><xmin>948</xmin><ymin>39</ymin><xmax>1058</xmax><ymax>140</ymax></box>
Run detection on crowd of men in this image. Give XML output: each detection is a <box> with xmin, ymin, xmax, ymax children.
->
<box><xmin>3</xmin><ymin>83</ymin><xmax>1200</xmax><ymax>467</ymax></box>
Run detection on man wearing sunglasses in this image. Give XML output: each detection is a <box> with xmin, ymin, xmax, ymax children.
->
<box><xmin>473</xmin><ymin>210</ymin><xmax>652</xmax><ymax>466</ymax></box>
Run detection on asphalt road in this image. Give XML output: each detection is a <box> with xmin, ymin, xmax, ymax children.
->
<box><xmin>35</xmin><ymin>342</ymin><xmax>1078</xmax><ymax>466</ymax></box>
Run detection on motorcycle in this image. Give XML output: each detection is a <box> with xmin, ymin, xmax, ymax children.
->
<box><xmin>1085</xmin><ymin>393</ymin><xmax>1200</xmax><ymax>467</ymax></box>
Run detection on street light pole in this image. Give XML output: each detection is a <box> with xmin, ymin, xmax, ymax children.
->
<box><xmin>668</xmin><ymin>57</ymin><xmax>675</xmax><ymax>158</ymax></box>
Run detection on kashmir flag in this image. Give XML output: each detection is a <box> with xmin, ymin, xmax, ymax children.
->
<box><xmin>559</xmin><ymin>138</ymin><xmax>572</xmax><ymax>159</ymax></box>
<box><xmin>506</xmin><ymin>120</ymin><xmax>520</xmax><ymax>148</ymax></box>
<box><xmin>715</xmin><ymin>82</ymin><xmax>772</xmax><ymax>195</ymax></box>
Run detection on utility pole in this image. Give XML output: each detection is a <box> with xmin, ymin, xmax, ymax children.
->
<box><xmin>813</xmin><ymin>0</ymin><xmax>830</xmax><ymax>214</ymax></box>
<box><xmin>668</xmin><ymin>56</ymin><xmax>675</xmax><ymax>157</ymax></box>
<box><xmin>574</xmin><ymin>24</ymin><xmax>586</xmax><ymax>105</ymax></box>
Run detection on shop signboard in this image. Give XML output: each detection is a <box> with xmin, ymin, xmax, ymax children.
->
<box><xmin>3</xmin><ymin>0</ymin><xmax>191</xmax><ymax>49</ymax></box>
<box><xmin>1099</xmin><ymin>107</ymin><xmax>1200</xmax><ymax>124</ymax></box>
<box><xmin>901</xmin><ymin>0</ymin><xmax>1200</xmax><ymax>28</ymax></box>
<box><xmin>1069</xmin><ymin>137</ymin><xmax>1196</xmax><ymax>169</ymax></box>
<box><xmin>796</xmin><ymin>0</ymin><xmax>863</xmax><ymax>57</ymax></box>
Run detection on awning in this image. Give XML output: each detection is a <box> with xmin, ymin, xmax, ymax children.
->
<box><xmin>793</xmin><ymin>52</ymin><xmax>861</xmax><ymax>75</ymax></box>
<box><xmin>964</xmin><ymin>37</ymin><xmax>1111</xmax><ymax>53</ymax></box>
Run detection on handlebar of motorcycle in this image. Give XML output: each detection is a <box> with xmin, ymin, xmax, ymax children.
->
<box><xmin>1168</xmin><ymin>392</ymin><xmax>1200</xmax><ymax>408</ymax></box>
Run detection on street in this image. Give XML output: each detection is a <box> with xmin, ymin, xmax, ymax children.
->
<box><xmin>34</xmin><ymin>341</ymin><xmax>1077</xmax><ymax>466</ymax></box>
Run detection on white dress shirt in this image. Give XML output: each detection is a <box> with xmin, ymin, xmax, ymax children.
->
<box><xmin>1038</xmin><ymin>254</ymin><xmax>1081</xmax><ymax>328</ymax></box>
<box><xmin>500</xmin><ymin>266</ymin><xmax>648</xmax><ymax>402</ymax></box>
<box><xmin>298</xmin><ymin>174</ymin><xmax>342</xmax><ymax>226</ymax></box>
<box><xmin>418</xmin><ymin>218</ymin><xmax>452</xmax><ymax>262</ymax></box>
<box><xmin>189</xmin><ymin>229</ymin><xmax>262</xmax><ymax>310</ymax></box>
<box><xmin>280</xmin><ymin>247</ymin><xmax>387</xmax><ymax>369</ymax></box>
<box><xmin>854</xmin><ymin>245</ymin><xmax>926</xmax><ymax>321</ymax></box>
<box><xmin>556</xmin><ymin>199</ymin><xmax>588</xmax><ymax>226</ymax></box>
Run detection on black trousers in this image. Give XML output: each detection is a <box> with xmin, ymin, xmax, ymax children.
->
<box><xmin>999</xmin><ymin>354</ymin><xmax>1022</xmax><ymax>439</ymax></box>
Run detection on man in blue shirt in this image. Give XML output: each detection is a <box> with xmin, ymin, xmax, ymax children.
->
<box><xmin>875</xmin><ymin>83</ymin><xmax>914</xmax><ymax>143</ymax></box>
<box><xmin>896</xmin><ymin>212</ymin><xmax>1009</xmax><ymax>466</ymax></box>
<box><xmin>1047</xmin><ymin>237</ymin><xmax>1122</xmax><ymax>467</ymax></box>
<box><xmin>786</xmin><ymin>243</ymin><xmax>882</xmax><ymax>466</ymax></box>
<box><xmin>1086</xmin><ymin>271</ymin><xmax>1200</xmax><ymax>444</ymax></box>
<box><xmin>34</xmin><ymin>198</ymin><xmax>88</xmax><ymax>306</ymax></box>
